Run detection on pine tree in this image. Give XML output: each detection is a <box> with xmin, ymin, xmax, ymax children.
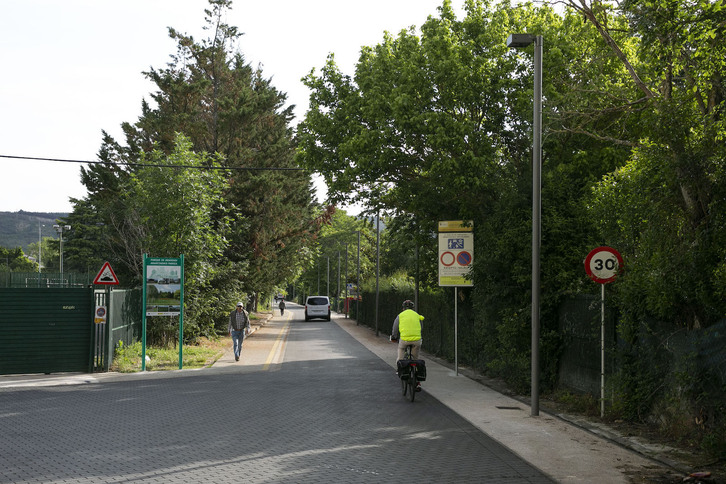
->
<box><xmin>70</xmin><ymin>0</ymin><xmax>317</xmax><ymax>310</ymax></box>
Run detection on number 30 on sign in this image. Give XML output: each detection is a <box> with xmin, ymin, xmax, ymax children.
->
<box><xmin>584</xmin><ymin>246</ymin><xmax>623</xmax><ymax>284</ymax></box>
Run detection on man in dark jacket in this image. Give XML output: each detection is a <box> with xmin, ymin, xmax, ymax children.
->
<box><xmin>228</xmin><ymin>302</ymin><xmax>250</xmax><ymax>361</ymax></box>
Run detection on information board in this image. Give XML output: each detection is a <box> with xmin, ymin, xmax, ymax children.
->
<box><xmin>438</xmin><ymin>221</ymin><xmax>474</xmax><ymax>287</ymax></box>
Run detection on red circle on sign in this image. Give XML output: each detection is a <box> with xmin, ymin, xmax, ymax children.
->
<box><xmin>457</xmin><ymin>251</ymin><xmax>472</xmax><ymax>266</ymax></box>
<box><xmin>440</xmin><ymin>251</ymin><xmax>455</xmax><ymax>266</ymax></box>
<box><xmin>96</xmin><ymin>307</ymin><xmax>106</xmax><ymax>317</ymax></box>
<box><xmin>584</xmin><ymin>246</ymin><xmax>623</xmax><ymax>284</ymax></box>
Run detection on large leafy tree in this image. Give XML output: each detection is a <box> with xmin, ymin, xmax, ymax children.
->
<box><xmin>297</xmin><ymin>0</ymin><xmax>632</xmax><ymax>389</ymax></box>
<box><xmin>560</xmin><ymin>0</ymin><xmax>726</xmax><ymax>329</ymax></box>
<box><xmin>65</xmin><ymin>0</ymin><xmax>317</xmax><ymax>315</ymax></box>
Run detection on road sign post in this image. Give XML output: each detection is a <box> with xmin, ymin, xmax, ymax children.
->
<box><xmin>584</xmin><ymin>246</ymin><xmax>623</xmax><ymax>417</ymax></box>
<box><xmin>438</xmin><ymin>221</ymin><xmax>474</xmax><ymax>376</ymax></box>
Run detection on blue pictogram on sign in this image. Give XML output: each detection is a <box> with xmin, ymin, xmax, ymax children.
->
<box><xmin>448</xmin><ymin>238</ymin><xmax>464</xmax><ymax>249</ymax></box>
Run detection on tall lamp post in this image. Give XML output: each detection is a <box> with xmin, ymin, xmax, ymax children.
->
<box><xmin>53</xmin><ymin>224</ymin><xmax>71</xmax><ymax>281</ymax></box>
<box><xmin>38</xmin><ymin>222</ymin><xmax>45</xmax><ymax>273</ymax></box>
<box><xmin>356</xmin><ymin>230</ymin><xmax>361</xmax><ymax>325</ymax></box>
<box><xmin>506</xmin><ymin>33</ymin><xmax>543</xmax><ymax>417</ymax></box>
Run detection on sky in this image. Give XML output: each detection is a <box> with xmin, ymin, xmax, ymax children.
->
<box><xmin>0</xmin><ymin>0</ymin><xmax>466</xmax><ymax>214</ymax></box>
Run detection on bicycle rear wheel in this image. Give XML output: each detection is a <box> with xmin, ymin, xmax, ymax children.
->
<box><xmin>407</xmin><ymin>367</ymin><xmax>417</xmax><ymax>402</ymax></box>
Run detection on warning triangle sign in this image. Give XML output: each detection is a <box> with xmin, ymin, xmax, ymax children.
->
<box><xmin>93</xmin><ymin>262</ymin><xmax>120</xmax><ymax>285</ymax></box>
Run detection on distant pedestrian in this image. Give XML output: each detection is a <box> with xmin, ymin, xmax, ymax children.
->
<box><xmin>228</xmin><ymin>302</ymin><xmax>250</xmax><ymax>361</ymax></box>
<box><xmin>279</xmin><ymin>299</ymin><xmax>286</xmax><ymax>316</ymax></box>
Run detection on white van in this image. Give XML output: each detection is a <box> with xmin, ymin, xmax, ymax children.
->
<box><xmin>304</xmin><ymin>296</ymin><xmax>331</xmax><ymax>321</ymax></box>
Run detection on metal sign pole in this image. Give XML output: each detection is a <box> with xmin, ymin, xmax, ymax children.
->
<box><xmin>584</xmin><ymin>245</ymin><xmax>624</xmax><ymax>419</ymax></box>
<box><xmin>179</xmin><ymin>254</ymin><xmax>184</xmax><ymax>370</ymax></box>
<box><xmin>455</xmin><ymin>287</ymin><xmax>459</xmax><ymax>376</ymax></box>
<box><xmin>141</xmin><ymin>254</ymin><xmax>148</xmax><ymax>371</ymax></box>
<box><xmin>601</xmin><ymin>283</ymin><xmax>605</xmax><ymax>417</ymax></box>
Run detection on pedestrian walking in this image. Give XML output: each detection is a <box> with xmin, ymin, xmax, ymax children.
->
<box><xmin>279</xmin><ymin>299</ymin><xmax>286</xmax><ymax>316</ymax></box>
<box><xmin>228</xmin><ymin>302</ymin><xmax>250</xmax><ymax>361</ymax></box>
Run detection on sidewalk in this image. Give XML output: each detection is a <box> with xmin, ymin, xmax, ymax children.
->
<box><xmin>332</xmin><ymin>312</ymin><xmax>686</xmax><ymax>483</ymax></box>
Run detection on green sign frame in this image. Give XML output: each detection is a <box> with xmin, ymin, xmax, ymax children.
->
<box><xmin>141</xmin><ymin>254</ymin><xmax>185</xmax><ymax>371</ymax></box>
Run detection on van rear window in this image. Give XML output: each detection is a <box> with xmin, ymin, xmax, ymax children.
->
<box><xmin>307</xmin><ymin>297</ymin><xmax>328</xmax><ymax>305</ymax></box>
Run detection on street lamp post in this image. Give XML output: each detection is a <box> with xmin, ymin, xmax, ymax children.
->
<box><xmin>356</xmin><ymin>230</ymin><xmax>361</xmax><ymax>325</ymax></box>
<box><xmin>53</xmin><ymin>224</ymin><xmax>71</xmax><ymax>282</ymax></box>
<box><xmin>38</xmin><ymin>222</ymin><xmax>45</xmax><ymax>274</ymax></box>
<box><xmin>375</xmin><ymin>212</ymin><xmax>380</xmax><ymax>336</ymax></box>
<box><xmin>506</xmin><ymin>33</ymin><xmax>543</xmax><ymax>417</ymax></box>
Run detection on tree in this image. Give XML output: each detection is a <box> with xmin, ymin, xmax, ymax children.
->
<box><xmin>121</xmin><ymin>0</ymin><xmax>317</xmax><ymax>309</ymax></box>
<box><xmin>66</xmin><ymin>0</ymin><xmax>318</xmax><ymax>320</ymax></box>
<box><xmin>559</xmin><ymin>0</ymin><xmax>726</xmax><ymax>329</ymax></box>
<box><xmin>293</xmin><ymin>208</ymin><xmax>373</xmax><ymax>299</ymax></box>
<box><xmin>0</xmin><ymin>246</ymin><xmax>36</xmax><ymax>272</ymax></box>
<box><xmin>297</xmin><ymin>0</ymin><xmax>631</xmax><ymax>390</ymax></box>
<box><xmin>122</xmin><ymin>134</ymin><xmax>232</xmax><ymax>338</ymax></box>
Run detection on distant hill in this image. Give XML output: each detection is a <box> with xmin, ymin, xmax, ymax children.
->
<box><xmin>0</xmin><ymin>211</ymin><xmax>69</xmax><ymax>252</ymax></box>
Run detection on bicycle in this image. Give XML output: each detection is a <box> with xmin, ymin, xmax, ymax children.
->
<box><xmin>397</xmin><ymin>343</ymin><xmax>425</xmax><ymax>402</ymax></box>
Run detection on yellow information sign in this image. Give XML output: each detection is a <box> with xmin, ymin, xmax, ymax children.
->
<box><xmin>438</xmin><ymin>220</ymin><xmax>473</xmax><ymax>232</ymax></box>
<box><xmin>438</xmin><ymin>221</ymin><xmax>474</xmax><ymax>287</ymax></box>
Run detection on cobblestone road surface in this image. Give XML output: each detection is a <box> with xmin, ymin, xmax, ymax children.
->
<box><xmin>1</xmin><ymin>312</ymin><xmax>554</xmax><ymax>483</ymax></box>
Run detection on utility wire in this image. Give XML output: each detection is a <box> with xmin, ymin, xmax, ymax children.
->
<box><xmin>0</xmin><ymin>154</ymin><xmax>305</xmax><ymax>171</ymax></box>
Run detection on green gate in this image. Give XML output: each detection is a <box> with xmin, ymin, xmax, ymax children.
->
<box><xmin>0</xmin><ymin>288</ymin><xmax>95</xmax><ymax>375</ymax></box>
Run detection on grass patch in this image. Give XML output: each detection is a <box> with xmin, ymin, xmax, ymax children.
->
<box><xmin>111</xmin><ymin>337</ymin><xmax>227</xmax><ymax>373</ymax></box>
<box><xmin>547</xmin><ymin>390</ymin><xmax>601</xmax><ymax>417</ymax></box>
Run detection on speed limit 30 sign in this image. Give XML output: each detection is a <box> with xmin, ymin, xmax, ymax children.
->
<box><xmin>584</xmin><ymin>246</ymin><xmax>623</xmax><ymax>284</ymax></box>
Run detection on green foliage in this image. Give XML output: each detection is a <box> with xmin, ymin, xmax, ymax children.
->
<box><xmin>65</xmin><ymin>0</ymin><xmax>317</xmax><ymax>338</ymax></box>
<box><xmin>0</xmin><ymin>246</ymin><xmax>36</xmax><ymax>272</ymax></box>
<box><xmin>299</xmin><ymin>1</ymin><xmax>725</xmax><ymax>459</ymax></box>
<box><xmin>293</xmin><ymin>209</ymin><xmax>374</xmax><ymax>300</ymax></box>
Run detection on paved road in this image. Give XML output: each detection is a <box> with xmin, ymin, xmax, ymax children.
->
<box><xmin>0</xmin><ymin>305</ymin><xmax>553</xmax><ymax>483</ymax></box>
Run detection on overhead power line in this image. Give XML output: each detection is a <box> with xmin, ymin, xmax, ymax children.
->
<box><xmin>0</xmin><ymin>154</ymin><xmax>305</xmax><ymax>171</ymax></box>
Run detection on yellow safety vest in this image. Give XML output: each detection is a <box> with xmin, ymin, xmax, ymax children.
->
<box><xmin>399</xmin><ymin>309</ymin><xmax>423</xmax><ymax>341</ymax></box>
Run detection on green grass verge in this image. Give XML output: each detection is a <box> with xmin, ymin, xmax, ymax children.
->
<box><xmin>112</xmin><ymin>339</ymin><xmax>225</xmax><ymax>373</ymax></box>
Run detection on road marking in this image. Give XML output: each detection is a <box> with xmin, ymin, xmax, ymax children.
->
<box><xmin>263</xmin><ymin>315</ymin><xmax>291</xmax><ymax>370</ymax></box>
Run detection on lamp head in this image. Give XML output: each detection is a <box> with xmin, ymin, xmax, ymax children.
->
<box><xmin>506</xmin><ymin>34</ymin><xmax>536</xmax><ymax>48</ymax></box>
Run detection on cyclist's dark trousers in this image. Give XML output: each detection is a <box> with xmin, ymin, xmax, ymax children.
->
<box><xmin>397</xmin><ymin>339</ymin><xmax>422</xmax><ymax>362</ymax></box>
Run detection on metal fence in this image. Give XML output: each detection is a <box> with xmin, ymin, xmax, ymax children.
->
<box><xmin>91</xmin><ymin>288</ymin><xmax>142</xmax><ymax>372</ymax></box>
<box><xmin>109</xmin><ymin>288</ymin><xmax>142</xmax><ymax>356</ymax></box>
<box><xmin>0</xmin><ymin>271</ymin><xmax>92</xmax><ymax>288</ymax></box>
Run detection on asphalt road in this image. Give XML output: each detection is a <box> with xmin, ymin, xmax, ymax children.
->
<box><xmin>0</xmin><ymin>305</ymin><xmax>554</xmax><ymax>483</ymax></box>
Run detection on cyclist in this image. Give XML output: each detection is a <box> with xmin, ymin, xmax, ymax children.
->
<box><xmin>391</xmin><ymin>299</ymin><xmax>424</xmax><ymax>363</ymax></box>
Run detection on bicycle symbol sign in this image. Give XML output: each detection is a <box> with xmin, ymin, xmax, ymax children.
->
<box><xmin>448</xmin><ymin>238</ymin><xmax>464</xmax><ymax>249</ymax></box>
